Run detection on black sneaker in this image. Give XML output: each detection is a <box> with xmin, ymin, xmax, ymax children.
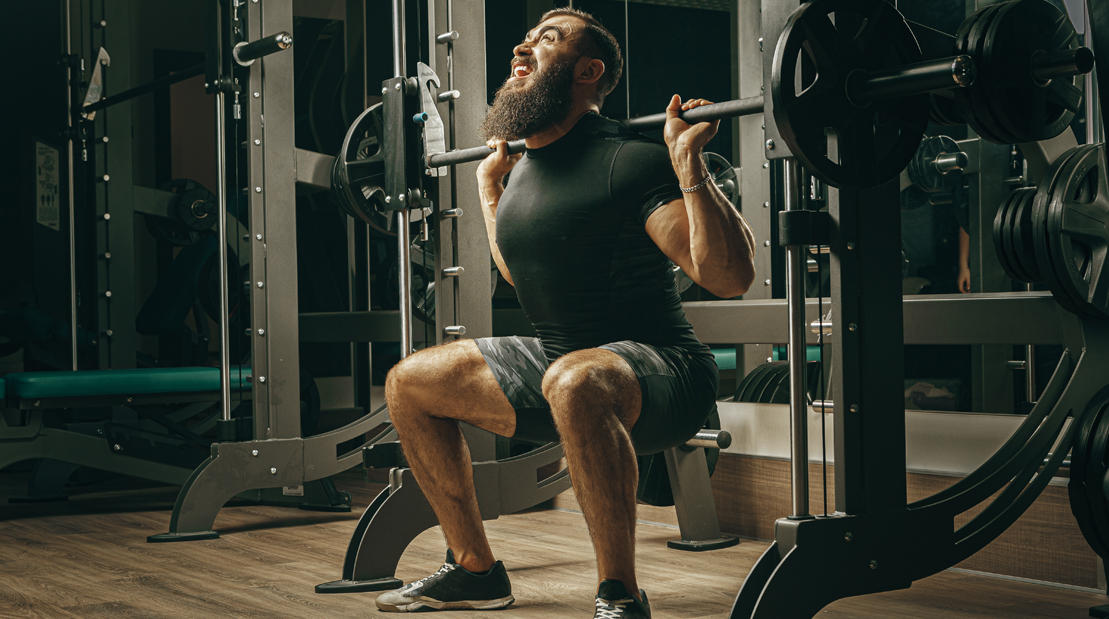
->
<box><xmin>375</xmin><ymin>550</ymin><xmax>514</xmax><ymax>612</ymax></box>
<box><xmin>594</xmin><ymin>580</ymin><xmax>650</xmax><ymax>618</ymax></box>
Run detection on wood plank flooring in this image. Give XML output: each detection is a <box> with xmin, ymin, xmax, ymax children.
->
<box><xmin>0</xmin><ymin>469</ymin><xmax>1105</xmax><ymax>618</ymax></box>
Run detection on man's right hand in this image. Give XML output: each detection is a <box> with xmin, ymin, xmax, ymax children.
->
<box><xmin>476</xmin><ymin>139</ymin><xmax>522</xmax><ymax>189</ymax></box>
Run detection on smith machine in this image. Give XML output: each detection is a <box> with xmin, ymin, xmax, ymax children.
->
<box><xmin>303</xmin><ymin>0</ymin><xmax>1108</xmax><ymax>612</ymax></box>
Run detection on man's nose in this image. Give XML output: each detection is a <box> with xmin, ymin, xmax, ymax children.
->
<box><xmin>512</xmin><ymin>42</ymin><xmax>532</xmax><ymax>57</ymax></box>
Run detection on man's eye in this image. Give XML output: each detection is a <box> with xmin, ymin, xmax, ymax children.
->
<box><xmin>541</xmin><ymin>34</ymin><xmax>554</xmax><ymax>42</ymax></box>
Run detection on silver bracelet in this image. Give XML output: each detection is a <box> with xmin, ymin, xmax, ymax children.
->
<box><xmin>680</xmin><ymin>175</ymin><xmax>713</xmax><ymax>193</ymax></box>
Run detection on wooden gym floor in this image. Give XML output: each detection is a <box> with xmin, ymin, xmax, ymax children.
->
<box><xmin>0</xmin><ymin>469</ymin><xmax>1105</xmax><ymax>618</ymax></box>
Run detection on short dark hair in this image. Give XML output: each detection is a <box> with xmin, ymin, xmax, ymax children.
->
<box><xmin>539</xmin><ymin>7</ymin><xmax>623</xmax><ymax>106</ymax></box>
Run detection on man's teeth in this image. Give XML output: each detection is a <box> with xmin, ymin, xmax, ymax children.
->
<box><xmin>514</xmin><ymin>66</ymin><xmax>531</xmax><ymax>78</ymax></box>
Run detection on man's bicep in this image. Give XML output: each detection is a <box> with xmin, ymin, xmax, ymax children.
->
<box><xmin>645</xmin><ymin>199</ymin><xmax>694</xmax><ymax>271</ymax></box>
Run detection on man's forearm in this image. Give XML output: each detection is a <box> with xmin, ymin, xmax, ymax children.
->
<box><xmin>671</xmin><ymin>149</ymin><xmax>756</xmax><ymax>297</ymax></box>
<box><xmin>477</xmin><ymin>181</ymin><xmax>514</xmax><ymax>286</ymax></box>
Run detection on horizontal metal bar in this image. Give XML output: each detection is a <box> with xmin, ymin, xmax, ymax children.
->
<box><xmin>684</xmin><ymin>292</ymin><xmax>1064</xmax><ymax>346</ymax></box>
<box><xmin>851</xmin><ymin>55</ymin><xmax>975</xmax><ymax>104</ymax></box>
<box><xmin>427</xmin><ymin>96</ymin><xmax>766</xmax><ymax>169</ymax></box>
<box><xmin>233</xmin><ymin>31</ymin><xmax>293</xmax><ymax>66</ymax></box>
<box><xmin>84</xmin><ymin>63</ymin><xmax>204</xmax><ymax>114</ymax></box>
<box><xmin>685</xmin><ymin>430</ymin><xmax>732</xmax><ymax>449</ymax></box>
<box><xmin>1031</xmin><ymin>47</ymin><xmax>1095</xmax><ymax>82</ymax></box>
<box><xmin>299</xmin><ymin>311</ymin><xmax>402</xmax><ymax>342</ymax></box>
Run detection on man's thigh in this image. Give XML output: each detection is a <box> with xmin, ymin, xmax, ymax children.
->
<box><xmin>597</xmin><ymin>342</ymin><xmax>720</xmax><ymax>455</ymax></box>
<box><xmin>394</xmin><ymin>339</ymin><xmax>518</xmax><ymax>437</ymax></box>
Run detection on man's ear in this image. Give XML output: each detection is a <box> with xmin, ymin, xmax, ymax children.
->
<box><xmin>574</xmin><ymin>57</ymin><xmax>605</xmax><ymax>85</ymax></box>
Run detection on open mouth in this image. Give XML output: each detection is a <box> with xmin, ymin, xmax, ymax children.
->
<box><xmin>511</xmin><ymin>63</ymin><xmax>533</xmax><ymax>80</ymax></box>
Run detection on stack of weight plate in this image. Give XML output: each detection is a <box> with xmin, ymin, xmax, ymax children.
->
<box><xmin>733</xmin><ymin>361</ymin><xmax>822</xmax><ymax>404</ymax></box>
<box><xmin>954</xmin><ymin>0</ymin><xmax>1083</xmax><ymax>145</ymax></box>
<box><xmin>1069</xmin><ymin>386</ymin><xmax>1109</xmax><ymax>561</ymax></box>
<box><xmin>1030</xmin><ymin>144</ymin><xmax>1109</xmax><ymax>319</ymax></box>
<box><xmin>992</xmin><ymin>186</ymin><xmax>1041</xmax><ymax>284</ymax></box>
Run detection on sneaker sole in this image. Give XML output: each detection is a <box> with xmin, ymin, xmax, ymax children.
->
<box><xmin>375</xmin><ymin>595</ymin><xmax>515</xmax><ymax>612</ymax></box>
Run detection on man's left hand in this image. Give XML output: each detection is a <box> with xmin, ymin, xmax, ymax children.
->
<box><xmin>663</xmin><ymin>94</ymin><xmax>720</xmax><ymax>156</ymax></box>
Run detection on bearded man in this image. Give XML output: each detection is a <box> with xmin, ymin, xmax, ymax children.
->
<box><xmin>375</xmin><ymin>7</ymin><xmax>756</xmax><ymax>618</ymax></box>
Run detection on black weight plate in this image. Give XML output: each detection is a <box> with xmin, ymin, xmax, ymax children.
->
<box><xmin>908</xmin><ymin>136</ymin><xmax>962</xmax><ymax>193</ymax></box>
<box><xmin>983</xmin><ymin>0</ymin><xmax>1084</xmax><ymax>144</ymax></box>
<box><xmin>736</xmin><ymin>362</ymin><xmax>781</xmax><ymax>403</ymax></box>
<box><xmin>928</xmin><ymin>92</ymin><xmax>962</xmax><ymax>128</ymax></box>
<box><xmin>332</xmin><ymin>103</ymin><xmax>392</xmax><ymax>235</ymax></box>
<box><xmin>1047</xmin><ymin>144</ymin><xmax>1109</xmax><ymax>318</ymax></box>
<box><xmin>955</xmin><ymin>4</ymin><xmax>1009</xmax><ymax>144</ymax></box>
<box><xmin>753</xmin><ymin>363</ymin><xmax>789</xmax><ymax>404</ymax></box>
<box><xmin>1031</xmin><ymin>145</ymin><xmax>1087</xmax><ymax>315</ymax></box>
<box><xmin>1002</xmin><ymin>188</ymin><xmax>1033</xmax><ymax>283</ymax></box>
<box><xmin>966</xmin><ymin>3</ymin><xmax>1021</xmax><ymax>144</ymax></box>
<box><xmin>1084</xmin><ymin>398</ymin><xmax>1109</xmax><ymax>554</ymax></box>
<box><xmin>147</xmin><ymin>179</ymin><xmax>216</xmax><ymax>246</ymax></box>
<box><xmin>635</xmin><ymin>405</ymin><xmax>722</xmax><ymax>507</ymax></box>
<box><xmin>1070</xmin><ymin>388</ymin><xmax>1109</xmax><ymax>558</ymax></box>
<box><xmin>771</xmin><ymin>0</ymin><xmax>928</xmax><ymax>189</ymax></box>
<box><xmin>993</xmin><ymin>191</ymin><xmax>1023</xmax><ymax>282</ymax></box>
<box><xmin>748</xmin><ymin>362</ymin><xmax>786</xmax><ymax>403</ymax></box>
<box><xmin>1045</xmin><ymin>145</ymin><xmax>1099</xmax><ymax>317</ymax></box>
<box><xmin>705</xmin><ymin>152</ymin><xmax>740</xmax><ymax>207</ymax></box>
<box><xmin>764</xmin><ymin>366</ymin><xmax>792</xmax><ymax>404</ymax></box>
<box><xmin>1013</xmin><ymin>187</ymin><xmax>1043</xmax><ymax>282</ymax></box>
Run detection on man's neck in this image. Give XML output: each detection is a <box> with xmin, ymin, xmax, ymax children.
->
<box><xmin>523</xmin><ymin>103</ymin><xmax>600</xmax><ymax>150</ymax></box>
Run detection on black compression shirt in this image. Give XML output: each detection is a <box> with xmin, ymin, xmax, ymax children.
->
<box><xmin>496</xmin><ymin>113</ymin><xmax>709</xmax><ymax>362</ymax></box>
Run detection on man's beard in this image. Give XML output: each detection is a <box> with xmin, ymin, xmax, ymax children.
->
<box><xmin>480</xmin><ymin>59</ymin><xmax>576</xmax><ymax>141</ymax></box>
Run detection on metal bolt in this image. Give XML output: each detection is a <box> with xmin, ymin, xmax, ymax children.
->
<box><xmin>253</xmin><ymin>139</ymin><xmax>261</xmax><ymax>145</ymax></box>
<box><xmin>99</xmin><ymin>19</ymin><xmax>107</xmax><ymax>27</ymax></box>
<box><xmin>113</xmin><ymin>444</ymin><xmax>121</xmax><ymax>451</ymax></box>
<box><xmin>436</xmin><ymin>30</ymin><xmax>460</xmax><ymax>44</ymax></box>
<box><xmin>764</xmin><ymin>240</ymin><xmax>771</xmax><ymax>247</ymax></box>
<box><xmin>101</xmin><ymin>136</ymin><xmax>109</xmax><ymax>143</ymax></box>
<box><xmin>125</xmin><ymin>397</ymin><xmax>132</xmax><ymax>403</ymax></box>
<box><xmin>243</xmin><ymin>234</ymin><xmax>249</xmax><ymax>242</ymax></box>
<box><xmin>395</xmin><ymin>83</ymin><xmax>402</xmax><ymax>90</ymax></box>
<box><xmin>252</xmin><ymin>450</ymin><xmax>259</xmax><ymax>456</ymax></box>
<box><xmin>382</xmin><ymin>87</ymin><xmax>388</xmax><ymax>95</ymax></box>
<box><xmin>869</xmin><ymin>560</ymin><xmax>878</xmax><ymax>570</ymax></box>
<box><xmin>104</xmin><ymin>329</ymin><xmax>113</xmax><ymax>337</ymax></box>
<box><xmin>848</xmin><ymin>323</ymin><xmax>858</xmax><ymax>332</ymax></box>
<box><xmin>763</xmin><ymin>162</ymin><xmax>769</xmax><ymax>169</ymax></box>
<box><xmin>254</xmin><ymin>187</ymin><xmax>262</xmax><ymax>193</ymax></box>
<box><xmin>103</xmin><ymin>252</ymin><xmax>111</xmax><ymax>259</ymax></box>
<box><xmin>763</xmin><ymin>201</ymin><xmax>770</xmax><ymax>208</ymax></box>
<box><xmin>256</xmin><ymin>234</ymin><xmax>263</xmax><ymax>240</ymax></box>
<box><xmin>253</xmin><ymin>92</ymin><xmax>260</xmax><ymax>98</ymax></box>
<box><xmin>270</xmin><ymin>467</ymin><xmax>277</xmax><ymax>474</ymax></box>
<box><xmin>445</xmin><ymin>325</ymin><xmax>467</xmax><ymax>336</ymax></box>
<box><xmin>257</xmin><ymin>329</ymin><xmax>265</xmax><ymax>336</ymax></box>
<box><xmin>397</xmin><ymin>193</ymin><xmax>406</xmax><ymax>203</ymax></box>
<box><xmin>103</xmin><ymin>213</ymin><xmax>111</xmax><ymax>220</ymax></box>
<box><xmin>244</xmin><ymin>328</ymin><xmax>251</xmax><ymax>336</ymax></box>
<box><xmin>256</xmin><ymin>281</ymin><xmax>264</xmax><ymax>288</ymax></box>
<box><xmin>258</xmin><ymin>376</ymin><xmax>266</xmax><ymax>383</ymax></box>
<box><xmin>385</xmin><ymin>196</ymin><xmax>392</xmax><ymax>204</ymax></box>
<box><xmin>33</xmin><ymin>401</ymin><xmax>40</xmax><ymax>407</ymax></box>
<box><xmin>849</xmin><ymin>404</ymin><xmax>859</xmax><ymax>413</ymax></box>
<box><xmin>766</xmin><ymin>357</ymin><xmax>772</xmax><ymax>363</ymax></box>
<box><xmin>845</xmin><ymin>532</ymin><xmax>853</xmax><ymax>541</ymax></box>
<box><xmin>846</xmin><ymin>242</ymin><xmax>855</xmax><ymax>250</ymax></box>
<box><xmin>766</xmin><ymin>139</ymin><xmax>775</xmax><ymax>150</ymax></box>
<box><xmin>764</xmin><ymin>279</ymin><xmax>771</xmax><ymax>286</ymax></box>
<box><xmin>103</xmin><ymin>290</ymin><xmax>112</xmax><ymax>298</ymax></box>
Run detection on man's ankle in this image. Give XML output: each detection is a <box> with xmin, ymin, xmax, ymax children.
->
<box><xmin>454</xmin><ymin>550</ymin><xmax>496</xmax><ymax>574</ymax></box>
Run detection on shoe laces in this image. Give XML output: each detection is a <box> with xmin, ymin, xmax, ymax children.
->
<box><xmin>403</xmin><ymin>562</ymin><xmax>457</xmax><ymax>592</ymax></box>
<box><xmin>595</xmin><ymin>596</ymin><xmax>634</xmax><ymax>618</ymax></box>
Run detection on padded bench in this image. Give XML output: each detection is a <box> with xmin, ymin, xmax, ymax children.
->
<box><xmin>3</xmin><ymin>366</ymin><xmax>252</xmax><ymax>409</ymax></box>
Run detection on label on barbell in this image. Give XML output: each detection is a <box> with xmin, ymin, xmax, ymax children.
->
<box><xmin>282</xmin><ymin>485</ymin><xmax>304</xmax><ymax>496</ymax></box>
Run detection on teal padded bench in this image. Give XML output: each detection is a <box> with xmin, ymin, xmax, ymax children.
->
<box><xmin>709</xmin><ymin>348</ymin><xmax>737</xmax><ymax>372</ymax></box>
<box><xmin>4</xmin><ymin>367</ymin><xmax>252</xmax><ymax>408</ymax></box>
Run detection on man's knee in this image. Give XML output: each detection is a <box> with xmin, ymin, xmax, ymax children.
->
<box><xmin>385</xmin><ymin>342</ymin><xmax>466</xmax><ymax>410</ymax></box>
<box><xmin>542</xmin><ymin>350</ymin><xmax>640</xmax><ymax>421</ymax></box>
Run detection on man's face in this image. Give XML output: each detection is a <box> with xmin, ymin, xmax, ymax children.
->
<box><xmin>479</xmin><ymin>16</ymin><xmax>587</xmax><ymax>141</ymax></box>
